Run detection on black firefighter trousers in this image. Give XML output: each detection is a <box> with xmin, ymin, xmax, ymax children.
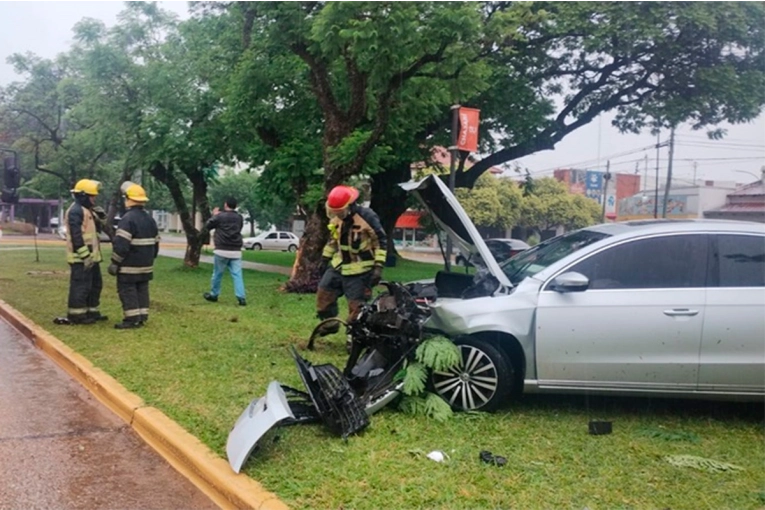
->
<box><xmin>67</xmin><ymin>262</ymin><xmax>103</xmax><ymax>322</ymax></box>
<box><xmin>116</xmin><ymin>278</ymin><xmax>150</xmax><ymax>324</ymax></box>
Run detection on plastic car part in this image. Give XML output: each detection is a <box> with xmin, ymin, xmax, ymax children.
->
<box><xmin>291</xmin><ymin>347</ymin><xmax>370</xmax><ymax>439</ymax></box>
<box><xmin>226</xmin><ymin>381</ymin><xmax>296</xmax><ymax>473</ymax></box>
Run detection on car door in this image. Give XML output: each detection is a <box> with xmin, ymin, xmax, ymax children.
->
<box><xmin>535</xmin><ymin>233</ymin><xmax>708</xmax><ymax>391</ymax></box>
<box><xmin>279</xmin><ymin>232</ymin><xmax>293</xmax><ymax>250</ymax></box>
<box><xmin>698</xmin><ymin>233</ymin><xmax>765</xmax><ymax>394</ymax></box>
<box><xmin>263</xmin><ymin>233</ymin><xmax>279</xmax><ymax>250</ymax></box>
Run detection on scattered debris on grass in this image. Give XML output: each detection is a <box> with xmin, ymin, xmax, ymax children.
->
<box><xmin>664</xmin><ymin>454</ymin><xmax>743</xmax><ymax>473</ymax></box>
<box><xmin>479</xmin><ymin>450</ymin><xmax>507</xmax><ymax>467</ymax></box>
<box><xmin>426</xmin><ymin>450</ymin><xmax>448</xmax><ymax>463</ymax></box>
<box><xmin>588</xmin><ymin>420</ymin><xmax>612</xmax><ymax>435</ymax></box>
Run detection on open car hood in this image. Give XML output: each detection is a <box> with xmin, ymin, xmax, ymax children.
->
<box><xmin>400</xmin><ymin>175</ymin><xmax>512</xmax><ymax>289</ymax></box>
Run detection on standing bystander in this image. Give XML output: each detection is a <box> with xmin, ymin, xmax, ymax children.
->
<box><xmin>203</xmin><ymin>197</ymin><xmax>247</xmax><ymax>306</ymax></box>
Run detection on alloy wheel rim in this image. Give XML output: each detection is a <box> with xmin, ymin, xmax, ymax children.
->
<box><xmin>432</xmin><ymin>345</ymin><xmax>498</xmax><ymax>410</ymax></box>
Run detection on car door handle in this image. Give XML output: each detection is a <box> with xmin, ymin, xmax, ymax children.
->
<box><xmin>663</xmin><ymin>309</ymin><xmax>699</xmax><ymax>317</ymax></box>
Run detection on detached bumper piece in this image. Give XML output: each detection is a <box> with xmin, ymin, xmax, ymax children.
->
<box><xmin>291</xmin><ymin>346</ymin><xmax>369</xmax><ymax>439</ymax></box>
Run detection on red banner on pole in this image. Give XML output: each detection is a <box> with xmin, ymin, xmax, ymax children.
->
<box><xmin>456</xmin><ymin>107</ymin><xmax>480</xmax><ymax>152</ymax></box>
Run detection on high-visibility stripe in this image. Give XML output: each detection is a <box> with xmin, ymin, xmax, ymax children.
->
<box><xmin>374</xmin><ymin>249</ymin><xmax>387</xmax><ymax>264</ymax></box>
<box><xmin>130</xmin><ymin>238</ymin><xmax>157</xmax><ymax>246</ymax></box>
<box><xmin>87</xmin><ymin>308</ymin><xmax>100</xmax><ymax>313</ymax></box>
<box><xmin>116</xmin><ymin>229</ymin><xmax>132</xmax><ymax>240</ymax></box>
<box><xmin>124</xmin><ymin>309</ymin><xmax>141</xmax><ymax>317</ymax></box>
<box><xmin>119</xmin><ymin>266</ymin><xmax>153</xmax><ymax>274</ymax></box>
<box><xmin>76</xmin><ymin>246</ymin><xmax>90</xmax><ymax>256</ymax></box>
<box><xmin>340</xmin><ymin>260</ymin><xmax>375</xmax><ymax>276</ymax></box>
<box><xmin>112</xmin><ymin>253</ymin><xmax>124</xmax><ymax>263</ymax></box>
<box><xmin>68</xmin><ymin>307</ymin><xmax>88</xmax><ymax>314</ymax></box>
<box><xmin>138</xmin><ymin>308</ymin><xmax>149</xmax><ymax>315</ymax></box>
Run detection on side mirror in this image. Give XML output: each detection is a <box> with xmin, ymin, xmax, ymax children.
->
<box><xmin>549</xmin><ymin>271</ymin><xmax>590</xmax><ymax>293</ymax></box>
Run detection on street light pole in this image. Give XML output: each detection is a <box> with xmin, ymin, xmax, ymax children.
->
<box><xmin>445</xmin><ymin>104</ymin><xmax>460</xmax><ymax>271</ymax></box>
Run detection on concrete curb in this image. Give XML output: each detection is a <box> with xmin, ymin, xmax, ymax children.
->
<box><xmin>0</xmin><ymin>298</ymin><xmax>289</xmax><ymax>510</ymax></box>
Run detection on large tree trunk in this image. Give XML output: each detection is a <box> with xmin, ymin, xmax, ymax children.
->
<box><xmin>371</xmin><ymin>162</ymin><xmax>412</xmax><ymax>259</ymax></box>
<box><xmin>148</xmin><ymin>161</ymin><xmax>209</xmax><ymax>268</ymax></box>
<box><xmin>185</xmin><ymin>232</ymin><xmax>205</xmax><ymax>267</ymax></box>
<box><xmin>283</xmin><ymin>204</ymin><xmax>328</xmax><ymax>293</ymax></box>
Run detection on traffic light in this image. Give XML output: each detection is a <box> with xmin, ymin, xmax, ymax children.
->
<box><xmin>2</xmin><ymin>154</ymin><xmax>20</xmax><ymax>204</ymax></box>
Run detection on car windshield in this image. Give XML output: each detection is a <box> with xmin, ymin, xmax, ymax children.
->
<box><xmin>500</xmin><ymin>230</ymin><xmax>610</xmax><ymax>284</ymax></box>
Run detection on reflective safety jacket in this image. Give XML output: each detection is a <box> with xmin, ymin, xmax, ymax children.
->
<box><xmin>111</xmin><ymin>206</ymin><xmax>160</xmax><ymax>282</ymax></box>
<box><xmin>65</xmin><ymin>201</ymin><xmax>102</xmax><ymax>264</ymax></box>
<box><xmin>322</xmin><ymin>205</ymin><xmax>387</xmax><ymax>276</ymax></box>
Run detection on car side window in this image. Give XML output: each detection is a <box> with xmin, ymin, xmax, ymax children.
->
<box><xmin>567</xmin><ymin>234</ymin><xmax>707</xmax><ymax>289</ymax></box>
<box><xmin>716</xmin><ymin>234</ymin><xmax>765</xmax><ymax>287</ymax></box>
<box><xmin>266</xmin><ymin>233</ymin><xmax>278</xmax><ymax>239</ymax></box>
<box><xmin>280</xmin><ymin>233</ymin><xmax>291</xmax><ymax>239</ymax></box>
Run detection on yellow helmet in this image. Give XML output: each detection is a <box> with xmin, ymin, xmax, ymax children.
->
<box><xmin>71</xmin><ymin>179</ymin><xmax>101</xmax><ymax>196</ymax></box>
<box><xmin>124</xmin><ymin>183</ymin><xmax>149</xmax><ymax>203</ymax></box>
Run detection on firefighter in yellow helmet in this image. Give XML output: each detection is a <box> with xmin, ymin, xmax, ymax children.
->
<box><xmin>314</xmin><ymin>185</ymin><xmax>388</xmax><ymax>346</ymax></box>
<box><xmin>107</xmin><ymin>182</ymin><xmax>160</xmax><ymax>329</ymax></box>
<box><xmin>54</xmin><ymin>179</ymin><xmax>108</xmax><ymax>325</ymax></box>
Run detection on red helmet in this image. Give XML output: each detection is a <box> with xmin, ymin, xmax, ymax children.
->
<box><xmin>326</xmin><ymin>185</ymin><xmax>359</xmax><ymax>218</ymax></box>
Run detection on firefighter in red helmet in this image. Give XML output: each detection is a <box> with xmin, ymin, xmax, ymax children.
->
<box><xmin>314</xmin><ymin>184</ymin><xmax>388</xmax><ymax>343</ymax></box>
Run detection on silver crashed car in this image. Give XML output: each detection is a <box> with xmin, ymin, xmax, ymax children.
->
<box><xmin>403</xmin><ymin>175</ymin><xmax>765</xmax><ymax>411</ymax></box>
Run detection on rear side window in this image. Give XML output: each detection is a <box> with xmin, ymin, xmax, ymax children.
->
<box><xmin>280</xmin><ymin>233</ymin><xmax>291</xmax><ymax>239</ymax></box>
<box><xmin>568</xmin><ymin>234</ymin><xmax>708</xmax><ymax>289</ymax></box>
<box><xmin>716</xmin><ymin>234</ymin><xmax>765</xmax><ymax>287</ymax></box>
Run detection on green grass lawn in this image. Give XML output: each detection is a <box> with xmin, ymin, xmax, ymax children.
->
<box><xmin>1</xmin><ymin>246</ymin><xmax>763</xmax><ymax>510</ymax></box>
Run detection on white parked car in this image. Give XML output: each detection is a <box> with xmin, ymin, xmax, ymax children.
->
<box><xmin>403</xmin><ymin>175</ymin><xmax>765</xmax><ymax>410</ymax></box>
<box><xmin>243</xmin><ymin>231</ymin><xmax>300</xmax><ymax>252</ymax></box>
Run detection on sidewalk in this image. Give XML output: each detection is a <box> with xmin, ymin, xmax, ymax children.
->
<box><xmin>158</xmin><ymin>248</ymin><xmax>293</xmax><ymax>275</ymax></box>
<box><xmin>0</xmin><ymin>316</ymin><xmax>218</xmax><ymax>510</ymax></box>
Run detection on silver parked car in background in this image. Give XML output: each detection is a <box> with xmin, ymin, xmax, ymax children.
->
<box><xmin>242</xmin><ymin>231</ymin><xmax>300</xmax><ymax>252</ymax></box>
<box><xmin>404</xmin><ymin>175</ymin><xmax>765</xmax><ymax>411</ymax></box>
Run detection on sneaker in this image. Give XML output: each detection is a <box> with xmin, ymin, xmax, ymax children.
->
<box><xmin>114</xmin><ymin>320</ymin><xmax>143</xmax><ymax>330</ymax></box>
<box><xmin>237</xmin><ymin>297</ymin><xmax>247</xmax><ymax>306</ymax></box>
<box><xmin>203</xmin><ymin>292</ymin><xmax>218</xmax><ymax>303</ymax></box>
<box><xmin>88</xmin><ymin>313</ymin><xmax>109</xmax><ymax>322</ymax></box>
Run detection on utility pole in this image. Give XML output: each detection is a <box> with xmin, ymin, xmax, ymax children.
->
<box><xmin>445</xmin><ymin>104</ymin><xmax>460</xmax><ymax>271</ymax></box>
<box><xmin>661</xmin><ymin>126</ymin><xmax>676</xmax><ymax>219</ymax></box>
<box><xmin>601</xmin><ymin>160</ymin><xmax>611</xmax><ymax>222</ymax></box>
<box><xmin>654</xmin><ymin>132</ymin><xmax>661</xmax><ymax>218</ymax></box>
<box><xmin>643</xmin><ymin>154</ymin><xmax>649</xmax><ymax>194</ymax></box>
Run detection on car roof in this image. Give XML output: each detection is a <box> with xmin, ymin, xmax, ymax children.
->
<box><xmin>585</xmin><ymin>219</ymin><xmax>765</xmax><ymax>237</ymax></box>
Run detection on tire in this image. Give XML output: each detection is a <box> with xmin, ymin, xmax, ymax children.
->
<box><xmin>253</xmin><ymin>243</ymin><xmax>262</xmax><ymax>251</ymax></box>
<box><xmin>431</xmin><ymin>336</ymin><xmax>513</xmax><ymax>412</ymax></box>
<box><xmin>288</xmin><ymin>244</ymin><xmax>297</xmax><ymax>253</ymax></box>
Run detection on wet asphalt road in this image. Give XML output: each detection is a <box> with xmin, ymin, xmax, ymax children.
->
<box><xmin>0</xmin><ymin>318</ymin><xmax>218</xmax><ymax>510</ymax></box>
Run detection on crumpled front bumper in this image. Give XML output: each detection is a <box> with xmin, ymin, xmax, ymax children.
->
<box><xmin>226</xmin><ymin>381</ymin><xmax>294</xmax><ymax>473</ymax></box>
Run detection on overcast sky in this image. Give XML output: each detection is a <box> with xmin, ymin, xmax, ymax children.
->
<box><xmin>1</xmin><ymin>1</ymin><xmax>763</xmax><ymax>187</ymax></box>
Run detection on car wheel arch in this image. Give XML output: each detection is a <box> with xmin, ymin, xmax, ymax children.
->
<box><xmin>431</xmin><ymin>332</ymin><xmax>521</xmax><ymax>411</ymax></box>
<box><xmin>468</xmin><ymin>331</ymin><xmax>526</xmax><ymax>398</ymax></box>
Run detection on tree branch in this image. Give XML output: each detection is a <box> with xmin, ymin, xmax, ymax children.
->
<box><xmin>291</xmin><ymin>42</ymin><xmax>345</xmax><ymax>128</ymax></box>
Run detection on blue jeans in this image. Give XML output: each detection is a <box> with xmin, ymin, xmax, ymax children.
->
<box><xmin>210</xmin><ymin>255</ymin><xmax>245</xmax><ymax>299</ymax></box>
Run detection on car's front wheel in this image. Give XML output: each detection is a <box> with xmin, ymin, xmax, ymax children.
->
<box><xmin>431</xmin><ymin>336</ymin><xmax>513</xmax><ymax>412</ymax></box>
<box><xmin>252</xmin><ymin>243</ymin><xmax>262</xmax><ymax>251</ymax></box>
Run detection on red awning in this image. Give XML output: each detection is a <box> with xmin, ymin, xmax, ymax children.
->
<box><xmin>395</xmin><ymin>211</ymin><xmax>424</xmax><ymax>229</ymax></box>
